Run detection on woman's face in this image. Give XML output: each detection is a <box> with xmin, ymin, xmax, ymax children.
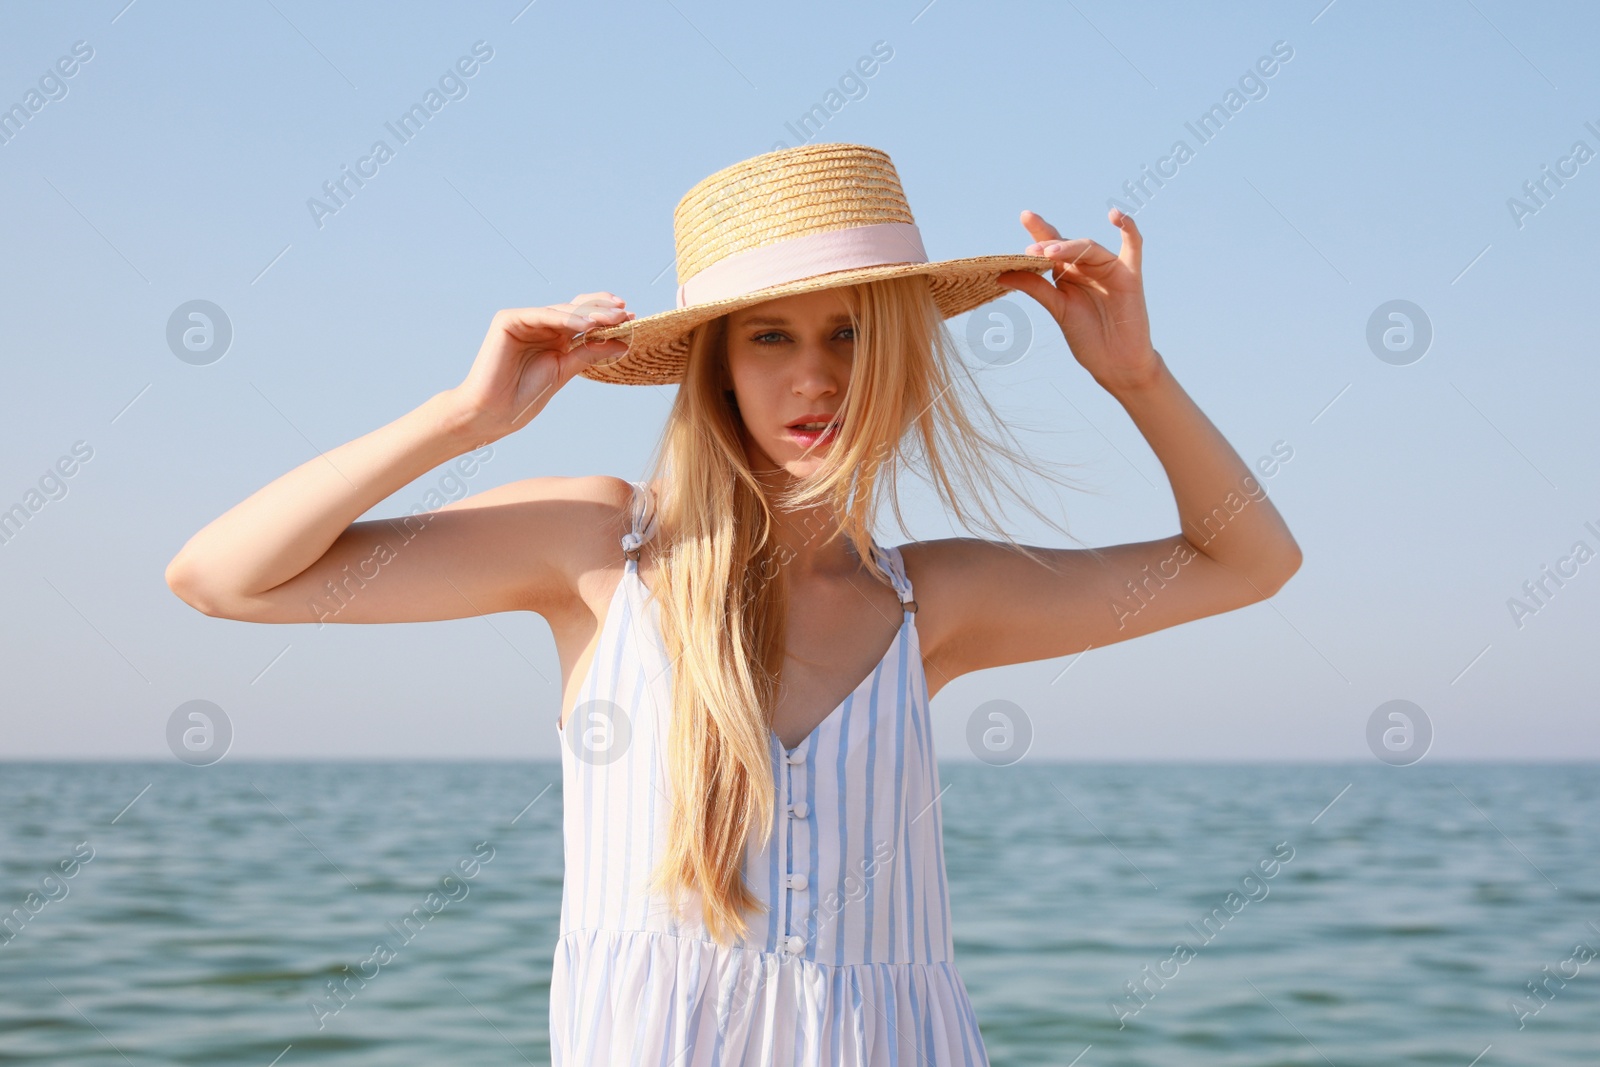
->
<box><xmin>723</xmin><ymin>288</ymin><xmax>857</xmax><ymax>476</ymax></box>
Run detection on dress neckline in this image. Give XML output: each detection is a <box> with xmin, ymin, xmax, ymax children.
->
<box><xmin>560</xmin><ymin>541</ymin><xmax>921</xmax><ymax>749</ymax></box>
<box><xmin>772</xmin><ymin>612</ymin><xmax>913</xmax><ymax>753</ymax></box>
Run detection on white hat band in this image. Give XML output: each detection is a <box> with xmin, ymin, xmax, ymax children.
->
<box><xmin>674</xmin><ymin>222</ymin><xmax>929</xmax><ymax>309</ymax></box>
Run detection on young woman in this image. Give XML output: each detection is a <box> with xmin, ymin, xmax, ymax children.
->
<box><xmin>166</xmin><ymin>144</ymin><xmax>1300</xmax><ymax>1065</ymax></box>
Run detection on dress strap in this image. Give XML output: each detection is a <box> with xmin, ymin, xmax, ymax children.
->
<box><xmin>872</xmin><ymin>543</ymin><xmax>918</xmax><ymax>614</ymax></box>
<box><xmin>621</xmin><ymin>480</ymin><xmax>658</xmax><ymax>566</ymax></box>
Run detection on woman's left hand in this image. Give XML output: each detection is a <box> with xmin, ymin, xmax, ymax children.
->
<box><xmin>998</xmin><ymin>208</ymin><xmax>1161</xmax><ymax>393</ymax></box>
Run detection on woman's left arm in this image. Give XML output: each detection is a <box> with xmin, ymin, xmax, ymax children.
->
<box><xmin>915</xmin><ymin>211</ymin><xmax>1302</xmax><ymax>686</ymax></box>
<box><xmin>998</xmin><ymin>208</ymin><xmax>1302</xmax><ymax>585</ymax></box>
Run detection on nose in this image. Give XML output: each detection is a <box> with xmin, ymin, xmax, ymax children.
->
<box><xmin>790</xmin><ymin>338</ymin><xmax>846</xmax><ymax>399</ymax></box>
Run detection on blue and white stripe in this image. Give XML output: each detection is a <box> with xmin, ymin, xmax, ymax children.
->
<box><xmin>550</xmin><ymin>481</ymin><xmax>989</xmax><ymax>1065</ymax></box>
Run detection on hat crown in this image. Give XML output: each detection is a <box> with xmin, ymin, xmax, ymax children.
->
<box><xmin>672</xmin><ymin>143</ymin><xmax>916</xmax><ymax>285</ymax></box>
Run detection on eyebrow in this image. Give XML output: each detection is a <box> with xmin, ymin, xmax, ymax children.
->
<box><xmin>733</xmin><ymin>313</ymin><xmax>855</xmax><ymax>327</ymax></box>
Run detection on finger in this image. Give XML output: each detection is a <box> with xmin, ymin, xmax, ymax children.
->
<box><xmin>1019</xmin><ymin>210</ymin><xmax>1062</xmax><ymax>245</ymax></box>
<box><xmin>549</xmin><ymin>302</ymin><xmax>636</xmax><ymax>323</ymax></box>
<box><xmin>565</xmin><ymin>328</ymin><xmax>632</xmax><ymax>356</ymax></box>
<box><xmin>1034</xmin><ymin>254</ymin><xmax>1114</xmax><ymax>298</ymax></box>
<box><xmin>573</xmin><ymin>336</ymin><xmax>630</xmax><ymax>360</ymax></box>
<box><xmin>500</xmin><ymin>306</ymin><xmax>631</xmax><ymax>341</ymax></box>
<box><xmin>995</xmin><ymin>269</ymin><xmax>1064</xmax><ymax>313</ymax></box>
<box><xmin>555</xmin><ymin>300</ymin><xmax>628</xmax><ymax>322</ymax></box>
<box><xmin>578</xmin><ymin>302</ymin><xmax>626</xmax><ymax>326</ymax></box>
<box><xmin>567</xmin><ymin>292</ymin><xmax>627</xmax><ymax>308</ymax></box>
<box><xmin>1109</xmin><ymin>208</ymin><xmax>1143</xmax><ymax>274</ymax></box>
<box><xmin>545</xmin><ymin>307</ymin><xmax>639</xmax><ymax>336</ymax></box>
<box><xmin>560</xmin><ymin>307</ymin><xmax>632</xmax><ymax>332</ymax></box>
<box><xmin>1057</xmin><ymin>267</ymin><xmax>1112</xmax><ymax>298</ymax></box>
<box><xmin>1035</xmin><ymin>237</ymin><xmax>1119</xmax><ymax>271</ymax></box>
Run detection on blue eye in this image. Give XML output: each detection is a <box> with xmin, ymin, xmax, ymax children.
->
<box><xmin>748</xmin><ymin>328</ymin><xmax>855</xmax><ymax>345</ymax></box>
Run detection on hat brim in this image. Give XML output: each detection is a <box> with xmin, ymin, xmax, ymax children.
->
<box><xmin>569</xmin><ymin>253</ymin><xmax>1055</xmax><ymax>386</ymax></box>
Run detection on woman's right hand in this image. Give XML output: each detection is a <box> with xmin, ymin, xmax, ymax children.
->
<box><xmin>447</xmin><ymin>293</ymin><xmax>635</xmax><ymax>442</ymax></box>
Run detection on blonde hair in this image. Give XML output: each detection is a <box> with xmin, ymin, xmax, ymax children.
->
<box><xmin>636</xmin><ymin>274</ymin><xmax>1097</xmax><ymax>945</ymax></box>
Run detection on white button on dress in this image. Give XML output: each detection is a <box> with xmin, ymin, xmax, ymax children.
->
<box><xmin>549</xmin><ymin>481</ymin><xmax>987</xmax><ymax>1066</ymax></box>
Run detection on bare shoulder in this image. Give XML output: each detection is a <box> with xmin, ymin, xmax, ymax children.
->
<box><xmin>443</xmin><ymin>471</ymin><xmax>636</xmax><ymax>530</ymax></box>
<box><xmin>896</xmin><ymin>535</ymin><xmax>1119</xmax><ymax>688</ymax></box>
<box><xmin>893</xmin><ymin>537</ymin><xmax>1011</xmax><ymax>661</ymax></box>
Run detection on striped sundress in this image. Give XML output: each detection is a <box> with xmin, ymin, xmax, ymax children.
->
<box><xmin>550</xmin><ymin>480</ymin><xmax>990</xmax><ymax>1066</ymax></box>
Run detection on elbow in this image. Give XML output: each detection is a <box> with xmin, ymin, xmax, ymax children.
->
<box><xmin>165</xmin><ymin>555</ymin><xmax>225</xmax><ymax>617</ymax></box>
<box><xmin>1262</xmin><ymin>544</ymin><xmax>1303</xmax><ymax>596</ymax></box>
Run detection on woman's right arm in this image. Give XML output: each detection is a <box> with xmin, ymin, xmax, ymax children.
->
<box><xmin>164</xmin><ymin>294</ymin><xmax>635</xmax><ymax>624</ymax></box>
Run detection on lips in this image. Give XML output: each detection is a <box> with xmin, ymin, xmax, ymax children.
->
<box><xmin>786</xmin><ymin>422</ymin><xmax>840</xmax><ymax>448</ymax></box>
<box><xmin>786</xmin><ymin>413</ymin><xmax>839</xmax><ymax>431</ymax></box>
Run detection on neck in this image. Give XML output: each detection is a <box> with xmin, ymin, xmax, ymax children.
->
<box><xmin>749</xmin><ymin>469</ymin><xmax>861</xmax><ymax>578</ymax></box>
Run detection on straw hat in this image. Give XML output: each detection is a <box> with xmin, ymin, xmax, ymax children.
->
<box><xmin>570</xmin><ymin>142</ymin><xmax>1054</xmax><ymax>386</ymax></box>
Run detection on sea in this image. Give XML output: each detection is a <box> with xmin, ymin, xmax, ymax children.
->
<box><xmin>0</xmin><ymin>761</ymin><xmax>1595</xmax><ymax>1065</ymax></box>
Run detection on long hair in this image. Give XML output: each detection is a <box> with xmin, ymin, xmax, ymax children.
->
<box><xmin>636</xmin><ymin>274</ymin><xmax>1098</xmax><ymax>945</ymax></box>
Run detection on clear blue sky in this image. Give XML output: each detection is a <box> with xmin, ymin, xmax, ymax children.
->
<box><xmin>2</xmin><ymin>0</ymin><xmax>1594</xmax><ymax>760</ymax></box>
